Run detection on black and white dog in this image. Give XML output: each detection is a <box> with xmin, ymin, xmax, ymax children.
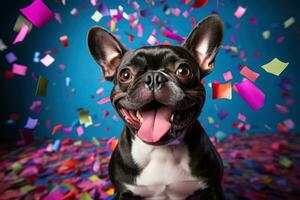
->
<box><xmin>88</xmin><ymin>15</ymin><xmax>225</xmax><ymax>200</ymax></box>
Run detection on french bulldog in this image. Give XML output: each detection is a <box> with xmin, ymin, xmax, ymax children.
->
<box><xmin>87</xmin><ymin>15</ymin><xmax>225</xmax><ymax>200</ymax></box>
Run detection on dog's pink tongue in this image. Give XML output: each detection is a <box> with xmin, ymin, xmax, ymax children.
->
<box><xmin>137</xmin><ymin>107</ymin><xmax>172</xmax><ymax>143</ymax></box>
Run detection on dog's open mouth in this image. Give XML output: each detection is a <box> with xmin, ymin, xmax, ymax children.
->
<box><xmin>119</xmin><ymin>101</ymin><xmax>195</xmax><ymax>143</ymax></box>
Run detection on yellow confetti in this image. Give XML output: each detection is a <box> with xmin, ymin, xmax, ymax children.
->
<box><xmin>106</xmin><ymin>188</ymin><xmax>115</xmax><ymax>195</ymax></box>
<box><xmin>89</xmin><ymin>175</ymin><xmax>100</xmax><ymax>182</ymax></box>
<box><xmin>262</xmin><ymin>30</ymin><xmax>270</xmax><ymax>40</ymax></box>
<box><xmin>283</xmin><ymin>17</ymin><xmax>295</xmax><ymax>28</ymax></box>
<box><xmin>261</xmin><ymin>58</ymin><xmax>289</xmax><ymax>76</ymax></box>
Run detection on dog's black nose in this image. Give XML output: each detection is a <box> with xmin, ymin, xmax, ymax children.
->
<box><xmin>145</xmin><ymin>71</ymin><xmax>168</xmax><ymax>91</ymax></box>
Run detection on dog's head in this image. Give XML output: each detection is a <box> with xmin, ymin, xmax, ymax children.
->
<box><xmin>88</xmin><ymin>15</ymin><xmax>223</xmax><ymax>145</ymax></box>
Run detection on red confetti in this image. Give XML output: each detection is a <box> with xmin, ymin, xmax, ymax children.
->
<box><xmin>192</xmin><ymin>0</ymin><xmax>208</xmax><ymax>8</ymax></box>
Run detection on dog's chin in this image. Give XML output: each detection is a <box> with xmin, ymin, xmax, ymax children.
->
<box><xmin>116</xmin><ymin>100</ymin><xmax>197</xmax><ymax>145</ymax></box>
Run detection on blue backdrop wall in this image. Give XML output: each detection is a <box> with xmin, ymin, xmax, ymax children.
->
<box><xmin>1</xmin><ymin>0</ymin><xmax>299</xmax><ymax>142</ymax></box>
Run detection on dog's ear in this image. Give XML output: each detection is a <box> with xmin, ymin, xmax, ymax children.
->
<box><xmin>88</xmin><ymin>27</ymin><xmax>126</xmax><ymax>81</ymax></box>
<box><xmin>183</xmin><ymin>15</ymin><xmax>224</xmax><ymax>77</ymax></box>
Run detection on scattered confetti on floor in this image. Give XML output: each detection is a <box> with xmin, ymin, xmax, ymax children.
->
<box><xmin>0</xmin><ymin>134</ymin><xmax>299</xmax><ymax>200</ymax></box>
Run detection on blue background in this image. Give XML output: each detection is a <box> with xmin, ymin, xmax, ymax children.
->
<box><xmin>1</xmin><ymin>0</ymin><xmax>299</xmax><ymax>142</ymax></box>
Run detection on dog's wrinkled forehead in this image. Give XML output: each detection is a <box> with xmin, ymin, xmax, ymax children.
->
<box><xmin>119</xmin><ymin>46</ymin><xmax>197</xmax><ymax>72</ymax></box>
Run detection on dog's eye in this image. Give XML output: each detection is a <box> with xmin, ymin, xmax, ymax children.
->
<box><xmin>176</xmin><ymin>64</ymin><xmax>191</xmax><ymax>79</ymax></box>
<box><xmin>119</xmin><ymin>68</ymin><xmax>132</xmax><ymax>83</ymax></box>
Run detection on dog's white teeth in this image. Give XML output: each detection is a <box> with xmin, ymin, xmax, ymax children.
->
<box><xmin>170</xmin><ymin>114</ymin><xmax>174</xmax><ymax>122</ymax></box>
<box><xmin>136</xmin><ymin>111</ymin><xmax>143</xmax><ymax>122</ymax></box>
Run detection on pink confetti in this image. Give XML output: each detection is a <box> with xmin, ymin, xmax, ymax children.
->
<box><xmin>283</xmin><ymin>119</ymin><xmax>294</xmax><ymax>129</ymax></box>
<box><xmin>13</xmin><ymin>23</ymin><xmax>29</xmax><ymax>44</ymax></box>
<box><xmin>237</xmin><ymin>113</ymin><xmax>247</xmax><ymax>122</ymax></box>
<box><xmin>236</xmin><ymin>79</ymin><xmax>265</xmax><ymax>111</ymax></box>
<box><xmin>240</xmin><ymin>66</ymin><xmax>260</xmax><ymax>82</ymax></box>
<box><xmin>20</xmin><ymin>0</ymin><xmax>54</xmax><ymax>28</ymax></box>
<box><xmin>276</xmin><ymin>36</ymin><xmax>285</xmax><ymax>44</ymax></box>
<box><xmin>234</xmin><ymin>6</ymin><xmax>247</xmax><ymax>18</ymax></box>
<box><xmin>147</xmin><ymin>35</ymin><xmax>157</xmax><ymax>45</ymax></box>
<box><xmin>97</xmin><ymin>97</ymin><xmax>110</xmax><ymax>105</ymax></box>
<box><xmin>275</xmin><ymin>104</ymin><xmax>289</xmax><ymax>114</ymax></box>
<box><xmin>183</xmin><ymin>10</ymin><xmax>189</xmax><ymax>18</ymax></box>
<box><xmin>161</xmin><ymin>29</ymin><xmax>185</xmax><ymax>43</ymax></box>
<box><xmin>40</xmin><ymin>54</ymin><xmax>55</xmax><ymax>67</ymax></box>
<box><xmin>249</xmin><ymin>17</ymin><xmax>257</xmax><ymax>25</ymax></box>
<box><xmin>223</xmin><ymin>71</ymin><xmax>233</xmax><ymax>81</ymax></box>
<box><xmin>54</xmin><ymin>13</ymin><xmax>62</xmax><ymax>24</ymax></box>
<box><xmin>43</xmin><ymin>189</ymin><xmax>64</xmax><ymax>200</ymax></box>
<box><xmin>137</xmin><ymin>24</ymin><xmax>144</xmax><ymax>37</ymax></box>
<box><xmin>230</xmin><ymin>35</ymin><xmax>236</xmax><ymax>44</ymax></box>
<box><xmin>12</xmin><ymin>64</ymin><xmax>27</xmax><ymax>76</ymax></box>
<box><xmin>77</xmin><ymin>126</ymin><xmax>84</xmax><ymax>136</ymax></box>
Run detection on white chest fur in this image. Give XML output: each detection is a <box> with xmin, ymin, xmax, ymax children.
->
<box><xmin>125</xmin><ymin>137</ymin><xmax>207</xmax><ymax>200</ymax></box>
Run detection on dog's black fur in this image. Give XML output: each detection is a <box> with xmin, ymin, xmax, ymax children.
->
<box><xmin>88</xmin><ymin>15</ymin><xmax>225</xmax><ymax>200</ymax></box>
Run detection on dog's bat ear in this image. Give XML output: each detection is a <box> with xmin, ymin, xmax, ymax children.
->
<box><xmin>183</xmin><ymin>15</ymin><xmax>224</xmax><ymax>77</ymax></box>
<box><xmin>87</xmin><ymin>27</ymin><xmax>126</xmax><ymax>81</ymax></box>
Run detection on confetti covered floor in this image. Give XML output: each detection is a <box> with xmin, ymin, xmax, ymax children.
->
<box><xmin>0</xmin><ymin>134</ymin><xmax>299</xmax><ymax>200</ymax></box>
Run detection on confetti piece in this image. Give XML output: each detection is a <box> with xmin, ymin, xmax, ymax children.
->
<box><xmin>13</xmin><ymin>23</ymin><xmax>29</xmax><ymax>44</ymax></box>
<box><xmin>283</xmin><ymin>119</ymin><xmax>294</xmax><ymax>129</ymax></box>
<box><xmin>13</xmin><ymin>15</ymin><xmax>32</xmax><ymax>32</ymax></box>
<box><xmin>52</xmin><ymin>139</ymin><xmax>61</xmax><ymax>151</ymax></box>
<box><xmin>283</xmin><ymin>17</ymin><xmax>295</xmax><ymax>28</ymax></box>
<box><xmin>35</xmin><ymin>76</ymin><xmax>49</xmax><ymax>97</ymax></box>
<box><xmin>70</xmin><ymin>8</ymin><xmax>78</xmax><ymax>16</ymax></box>
<box><xmin>12</xmin><ymin>162</ymin><xmax>22</xmax><ymax>174</ymax></box>
<box><xmin>98</xmin><ymin>3</ymin><xmax>109</xmax><ymax>16</ymax></box>
<box><xmin>161</xmin><ymin>29</ymin><xmax>185</xmax><ymax>43</ymax></box>
<box><xmin>208</xmin><ymin>116</ymin><xmax>214</xmax><ymax>124</ymax></box>
<box><xmin>54</xmin><ymin>13</ymin><xmax>62</xmax><ymax>24</ymax></box>
<box><xmin>262</xmin><ymin>30</ymin><xmax>270</xmax><ymax>39</ymax></box>
<box><xmin>192</xmin><ymin>0</ymin><xmax>208</xmax><ymax>8</ymax></box>
<box><xmin>80</xmin><ymin>192</ymin><xmax>93</xmax><ymax>200</ymax></box>
<box><xmin>12</xmin><ymin>64</ymin><xmax>27</xmax><ymax>76</ymax></box>
<box><xmin>40</xmin><ymin>54</ymin><xmax>55</xmax><ymax>67</ymax></box>
<box><xmin>147</xmin><ymin>35</ymin><xmax>157</xmax><ymax>45</ymax></box>
<box><xmin>237</xmin><ymin>113</ymin><xmax>247</xmax><ymax>122</ymax></box>
<box><xmin>212</xmin><ymin>82</ymin><xmax>232</xmax><ymax>100</ymax></box>
<box><xmin>275</xmin><ymin>104</ymin><xmax>289</xmax><ymax>114</ymax></box>
<box><xmin>261</xmin><ymin>58</ymin><xmax>289</xmax><ymax>76</ymax></box>
<box><xmin>230</xmin><ymin>35</ymin><xmax>236</xmax><ymax>44</ymax></box>
<box><xmin>279</xmin><ymin>157</ymin><xmax>292</xmax><ymax>168</ymax></box>
<box><xmin>20</xmin><ymin>0</ymin><xmax>54</xmax><ymax>28</ymax></box>
<box><xmin>234</xmin><ymin>6</ymin><xmax>247</xmax><ymax>18</ymax></box>
<box><xmin>236</xmin><ymin>79</ymin><xmax>265</xmax><ymax>111</ymax></box>
<box><xmin>5</xmin><ymin>52</ymin><xmax>17</xmax><ymax>63</ymax></box>
<box><xmin>248</xmin><ymin>17</ymin><xmax>257</xmax><ymax>25</ymax></box>
<box><xmin>24</xmin><ymin>117</ymin><xmax>38</xmax><ymax>129</ymax></box>
<box><xmin>91</xmin><ymin>10</ymin><xmax>103</xmax><ymax>22</ymax></box>
<box><xmin>276</xmin><ymin>35</ymin><xmax>285</xmax><ymax>44</ymax></box>
<box><xmin>0</xmin><ymin>38</ymin><xmax>7</xmax><ymax>51</ymax></box>
<box><xmin>79</xmin><ymin>110</ymin><xmax>93</xmax><ymax>127</ymax></box>
<box><xmin>137</xmin><ymin>24</ymin><xmax>144</xmax><ymax>37</ymax></box>
<box><xmin>218</xmin><ymin>109</ymin><xmax>229</xmax><ymax>120</ymax></box>
<box><xmin>61</xmin><ymin>126</ymin><xmax>72</xmax><ymax>134</ymax></box>
<box><xmin>110</xmin><ymin>20</ymin><xmax>116</xmax><ymax>32</ymax></box>
<box><xmin>223</xmin><ymin>71</ymin><xmax>233</xmax><ymax>81</ymax></box>
<box><xmin>90</xmin><ymin>0</ymin><xmax>97</xmax><ymax>6</ymax></box>
<box><xmin>240</xmin><ymin>66</ymin><xmax>260</xmax><ymax>82</ymax></box>
<box><xmin>215</xmin><ymin>131</ymin><xmax>227</xmax><ymax>143</ymax></box>
<box><xmin>97</xmin><ymin>97</ymin><xmax>110</xmax><ymax>105</ymax></box>
<box><xmin>33</xmin><ymin>51</ymin><xmax>40</xmax><ymax>63</ymax></box>
<box><xmin>59</xmin><ymin>35</ymin><xmax>68</xmax><ymax>47</ymax></box>
<box><xmin>51</xmin><ymin>124</ymin><xmax>63</xmax><ymax>135</ymax></box>
<box><xmin>77</xmin><ymin>126</ymin><xmax>84</xmax><ymax>136</ymax></box>
<box><xmin>65</xmin><ymin>77</ymin><xmax>71</xmax><ymax>87</ymax></box>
